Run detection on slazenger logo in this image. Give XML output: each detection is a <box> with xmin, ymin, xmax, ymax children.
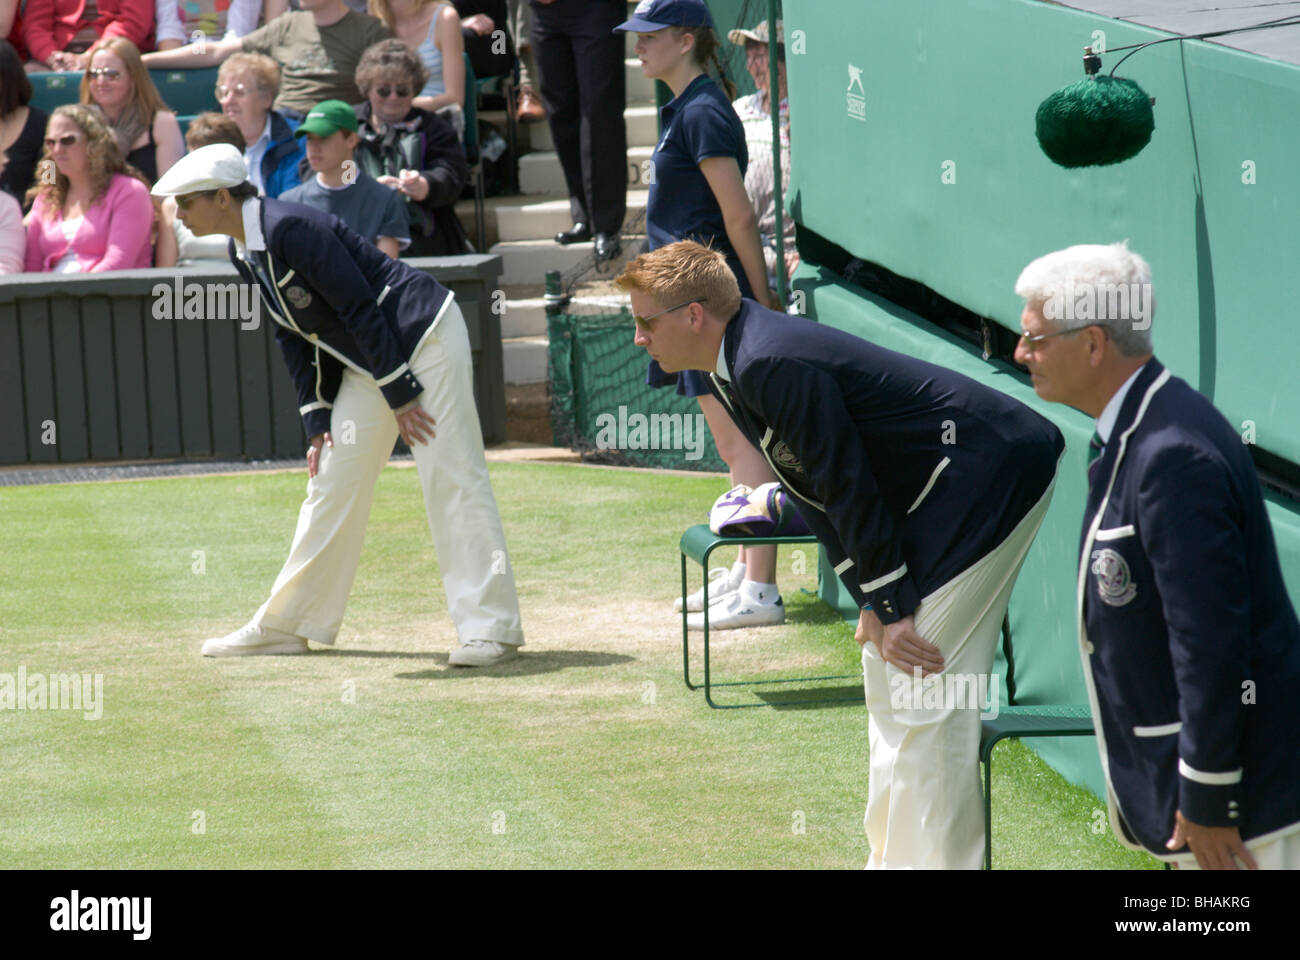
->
<box><xmin>635</xmin><ymin>0</ymin><xmax>654</xmax><ymax>13</ymax></box>
<box><xmin>1091</xmin><ymin>547</ymin><xmax>1137</xmax><ymax>607</ymax></box>
<box><xmin>50</xmin><ymin>890</ymin><xmax>151</xmax><ymax>940</ymax></box>
<box><xmin>846</xmin><ymin>64</ymin><xmax>866</xmax><ymax>121</ymax></box>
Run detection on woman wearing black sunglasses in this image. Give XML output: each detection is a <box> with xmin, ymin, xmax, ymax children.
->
<box><xmin>78</xmin><ymin>36</ymin><xmax>184</xmax><ymax>186</ymax></box>
<box><xmin>351</xmin><ymin>39</ymin><xmax>471</xmax><ymax>256</ymax></box>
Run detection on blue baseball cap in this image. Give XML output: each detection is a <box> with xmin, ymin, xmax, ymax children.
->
<box><xmin>613</xmin><ymin>0</ymin><xmax>714</xmax><ymax>33</ymax></box>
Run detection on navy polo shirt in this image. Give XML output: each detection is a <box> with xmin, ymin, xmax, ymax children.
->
<box><xmin>647</xmin><ymin>74</ymin><xmax>748</xmax><ymax>276</ymax></box>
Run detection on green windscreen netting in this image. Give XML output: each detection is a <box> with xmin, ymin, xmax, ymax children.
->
<box><xmin>547</xmin><ymin>288</ymin><xmax>726</xmax><ymax>474</ymax></box>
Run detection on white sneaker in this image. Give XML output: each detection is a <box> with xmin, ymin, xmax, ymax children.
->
<box><xmin>675</xmin><ymin>566</ymin><xmax>739</xmax><ymax>613</ymax></box>
<box><xmin>448</xmin><ymin>640</ymin><xmax>520</xmax><ymax>667</ymax></box>
<box><xmin>201</xmin><ymin>622</ymin><xmax>309</xmax><ymax>657</ymax></box>
<box><xmin>686</xmin><ymin>591</ymin><xmax>785</xmax><ymax>631</ymax></box>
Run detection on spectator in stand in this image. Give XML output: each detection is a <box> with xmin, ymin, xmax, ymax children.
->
<box><xmin>532</xmin><ymin>0</ymin><xmax>626</xmax><ymax>261</ymax></box>
<box><xmin>353</xmin><ymin>39</ymin><xmax>468</xmax><ymax>256</ymax></box>
<box><xmin>154</xmin><ymin>0</ymin><xmax>263</xmax><ymax>51</ymax></box>
<box><xmin>1</xmin><ymin>39</ymin><xmax>48</xmax><ymax>204</ymax></box>
<box><xmin>80</xmin><ymin>37</ymin><xmax>184</xmax><ymax>185</ymax></box>
<box><xmin>215</xmin><ymin>52</ymin><xmax>305</xmax><ymax>197</ymax></box>
<box><xmin>728</xmin><ymin>19</ymin><xmax>796</xmax><ymax>294</ymax></box>
<box><xmin>369</xmin><ymin>0</ymin><xmax>464</xmax><ymax>137</ymax></box>
<box><xmin>506</xmin><ymin>0</ymin><xmax>540</xmax><ymax>122</ymax></box>
<box><xmin>2</xmin><ymin>0</ymin><xmax>27</xmax><ymax>61</ymax></box>
<box><xmin>452</xmin><ymin>1</ymin><xmax>510</xmax><ymax>82</ymax></box>
<box><xmin>23</xmin><ymin>104</ymin><xmax>153</xmax><ymax>271</ymax></box>
<box><xmin>22</xmin><ymin>0</ymin><xmax>154</xmax><ymax>72</ymax></box>
<box><xmin>141</xmin><ymin>0</ymin><xmax>391</xmax><ymax>121</ymax></box>
<box><xmin>156</xmin><ymin>110</ymin><xmax>246</xmax><ymax>267</ymax></box>
<box><xmin>0</xmin><ymin>149</ymin><xmax>24</xmax><ymax>272</ymax></box>
<box><xmin>281</xmin><ymin>98</ymin><xmax>408</xmax><ymax>257</ymax></box>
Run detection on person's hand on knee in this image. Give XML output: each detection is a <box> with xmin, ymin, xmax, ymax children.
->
<box><xmin>394</xmin><ymin>400</ymin><xmax>437</xmax><ymax>446</ymax></box>
<box><xmin>855</xmin><ymin>607</ymin><xmax>884</xmax><ymax>649</ymax></box>
<box><xmin>877</xmin><ymin>615</ymin><xmax>944</xmax><ymax>676</ymax></box>
<box><xmin>307</xmin><ymin>432</ymin><xmax>333</xmax><ymax>478</ymax></box>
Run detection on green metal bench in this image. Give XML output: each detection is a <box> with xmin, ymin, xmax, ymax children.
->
<box><xmin>979</xmin><ymin>611</ymin><xmax>1096</xmax><ymax>869</ymax></box>
<box><xmin>679</xmin><ymin>523</ymin><xmax>862</xmax><ymax>709</ymax></box>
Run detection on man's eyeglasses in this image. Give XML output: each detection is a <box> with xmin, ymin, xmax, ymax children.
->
<box><xmin>43</xmin><ymin>134</ymin><xmax>81</xmax><ymax>149</ymax></box>
<box><xmin>176</xmin><ymin>191</ymin><xmax>218</xmax><ymax>211</ymax></box>
<box><xmin>88</xmin><ymin>67</ymin><xmax>122</xmax><ymax>80</ymax></box>
<box><xmin>215</xmin><ymin>83</ymin><xmax>252</xmax><ymax>100</ymax></box>
<box><xmin>1018</xmin><ymin>325</ymin><xmax>1089</xmax><ymax>349</ymax></box>
<box><xmin>375</xmin><ymin>85</ymin><xmax>413</xmax><ymax>99</ymax></box>
<box><xmin>633</xmin><ymin>298</ymin><xmax>707</xmax><ymax>331</ymax></box>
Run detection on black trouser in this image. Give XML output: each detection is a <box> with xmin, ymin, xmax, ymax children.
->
<box><xmin>530</xmin><ymin>0</ymin><xmax>627</xmax><ymax>235</ymax></box>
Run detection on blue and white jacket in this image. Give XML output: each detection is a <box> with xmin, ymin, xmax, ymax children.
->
<box><xmin>711</xmin><ymin>299</ymin><xmax>1063</xmax><ymax>623</ymax></box>
<box><xmin>227</xmin><ymin>197</ymin><xmax>453</xmax><ymax>439</ymax></box>
<box><xmin>1078</xmin><ymin>358</ymin><xmax>1300</xmax><ymax>859</ymax></box>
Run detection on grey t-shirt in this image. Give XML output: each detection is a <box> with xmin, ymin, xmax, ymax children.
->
<box><xmin>280</xmin><ymin>170</ymin><xmax>410</xmax><ymax>249</ymax></box>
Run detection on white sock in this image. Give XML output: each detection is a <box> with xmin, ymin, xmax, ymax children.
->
<box><xmin>740</xmin><ymin>580</ymin><xmax>779</xmax><ymax>605</ymax></box>
<box><xmin>728</xmin><ymin>561</ymin><xmax>747</xmax><ymax>588</ymax></box>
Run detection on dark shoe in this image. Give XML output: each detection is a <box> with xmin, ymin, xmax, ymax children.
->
<box><xmin>516</xmin><ymin>87</ymin><xmax>545</xmax><ymax>123</ymax></box>
<box><xmin>594</xmin><ymin>232</ymin><xmax>622</xmax><ymax>262</ymax></box>
<box><xmin>555</xmin><ymin>222</ymin><xmax>591</xmax><ymax>245</ymax></box>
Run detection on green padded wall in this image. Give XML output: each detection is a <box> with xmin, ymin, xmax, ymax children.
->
<box><xmin>782</xmin><ymin>0</ymin><xmax>1300</xmax><ymax>465</ymax></box>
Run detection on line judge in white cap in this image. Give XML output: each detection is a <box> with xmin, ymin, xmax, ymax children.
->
<box><xmin>152</xmin><ymin>144</ymin><xmax>525</xmax><ymax>667</ymax></box>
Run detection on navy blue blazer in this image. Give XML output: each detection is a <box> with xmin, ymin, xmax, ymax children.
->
<box><xmin>227</xmin><ymin>198</ymin><xmax>454</xmax><ymax>440</ymax></box>
<box><xmin>1079</xmin><ymin>359</ymin><xmax>1300</xmax><ymax>858</ymax></box>
<box><xmin>712</xmin><ymin>299</ymin><xmax>1063</xmax><ymax>622</ymax></box>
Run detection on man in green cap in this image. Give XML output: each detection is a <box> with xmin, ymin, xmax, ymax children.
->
<box><xmin>281</xmin><ymin>99</ymin><xmax>410</xmax><ymax>258</ymax></box>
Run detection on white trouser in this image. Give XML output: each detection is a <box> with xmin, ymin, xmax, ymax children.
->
<box><xmin>862</xmin><ymin>476</ymin><xmax>1056</xmax><ymax>869</ymax></box>
<box><xmin>253</xmin><ymin>302</ymin><xmax>524</xmax><ymax>649</ymax></box>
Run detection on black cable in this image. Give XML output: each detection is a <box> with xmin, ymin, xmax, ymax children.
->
<box><xmin>1105</xmin><ymin>14</ymin><xmax>1300</xmax><ymax>76</ymax></box>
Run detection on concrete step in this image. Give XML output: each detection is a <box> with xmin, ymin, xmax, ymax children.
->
<box><xmin>501</xmin><ymin>296</ymin><xmax>547</xmax><ymax>339</ymax></box>
<box><xmin>520</xmin><ymin>144</ymin><xmax>654</xmax><ymax>195</ymax></box>
<box><xmin>489</xmin><ymin>236</ymin><xmax>641</xmax><ymax>285</ymax></box>
<box><xmin>526</xmin><ymin>104</ymin><xmax>658</xmax><ymax>153</ymax></box>
<box><xmin>501</xmin><ymin>287</ymin><xmax>633</xmax><ymax>339</ymax></box>
<box><xmin>503</xmin><ymin>336</ymin><xmax>549</xmax><ymax>384</ymax></box>
<box><xmin>626</xmin><ymin>58</ymin><xmax>657</xmax><ymax>106</ymax></box>
<box><xmin>495</xmin><ymin>189</ymin><xmax>650</xmax><ymax>242</ymax></box>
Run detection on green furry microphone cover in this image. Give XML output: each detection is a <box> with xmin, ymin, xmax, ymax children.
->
<box><xmin>1036</xmin><ymin>75</ymin><xmax>1155</xmax><ymax>167</ymax></box>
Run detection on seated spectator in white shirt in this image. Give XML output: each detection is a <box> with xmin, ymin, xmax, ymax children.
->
<box><xmin>155</xmin><ymin>111</ymin><xmax>248</xmax><ymax>267</ymax></box>
<box><xmin>279</xmin><ymin>98</ymin><xmax>408</xmax><ymax>257</ymax></box>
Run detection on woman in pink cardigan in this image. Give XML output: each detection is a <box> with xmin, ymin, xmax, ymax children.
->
<box><xmin>24</xmin><ymin>103</ymin><xmax>154</xmax><ymax>272</ymax></box>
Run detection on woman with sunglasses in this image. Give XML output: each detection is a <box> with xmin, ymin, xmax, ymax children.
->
<box><xmin>368</xmin><ymin>0</ymin><xmax>465</xmax><ymax>138</ymax></box>
<box><xmin>215</xmin><ymin>53</ymin><xmax>306</xmax><ymax>199</ymax></box>
<box><xmin>352</xmin><ymin>39</ymin><xmax>470</xmax><ymax>256</ymax></box>
<box><xmin>79</xmin><ymin>37</ymin><xmax>184</xmax><ymax>185</ymax></box>
<box><xmin>614</xmin><ymin>0</ymin><xmax>786</xmax><ymax>630</ymax></box>
<box><xmin>23</xmin><ymin>103</ymin><xmax>153</xmax><ymax>272</ymax></box>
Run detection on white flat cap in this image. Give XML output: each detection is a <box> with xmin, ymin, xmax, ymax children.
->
<box><xmin>151</xmin><ymin>143</ymin><xmax>250</xmax><ymax>197</ymax></box>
